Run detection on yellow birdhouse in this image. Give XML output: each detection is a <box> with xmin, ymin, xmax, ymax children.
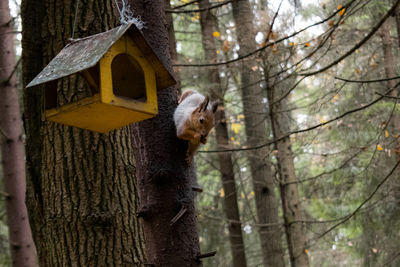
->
<box><xmin>26</xmin><ymin>23</ymin><xmax>175</xmax><ymax>133</ymax></box>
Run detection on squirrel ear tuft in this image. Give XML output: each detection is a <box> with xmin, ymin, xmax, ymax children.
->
<box><xmin>211</xmin><ymin>100</ymin><xmax>219</xmax><ymax>113</ymax></box>
<box><xmin>199</xmin><ymin>96</ymin><xmax>210</xmax><ymax>112</ymax></box>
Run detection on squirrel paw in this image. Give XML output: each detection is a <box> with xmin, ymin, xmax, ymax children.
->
<box><xmin>193</xmin><ymin>133</ymin><xmax>201</xmax><ymax>144</ymax></box>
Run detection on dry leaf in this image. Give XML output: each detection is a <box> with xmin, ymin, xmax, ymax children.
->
<box><xmin>231</xmin><ymin>123</ymin><xmax>242</xmax><ymax>134</ymax></box>
<box><xmin>213</xmin><ymin>31</ymin><xmax>220</xmax><ymax>38</ymax></box>
<box><xmin>223</xmin><ymin>40</ymin><xmax>230</xmax><ymax>52</ymax></box>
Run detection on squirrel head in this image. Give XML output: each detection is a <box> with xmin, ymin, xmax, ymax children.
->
<box><xmin>190</xmin><ymin>96</ymin><xmax>218</xmax><ymax>143</ymax></box>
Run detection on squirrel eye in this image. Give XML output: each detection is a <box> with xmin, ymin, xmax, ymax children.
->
<box><xmin>200</xmin><ymin>118</ymin><xmax>204</xmax><ymax>124</ymax></box>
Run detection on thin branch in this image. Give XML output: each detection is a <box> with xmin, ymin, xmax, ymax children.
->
<box><xmin>174</xmin><ymin>30</ymin><xmax>201</xmax><ymax>35</ymax></box>
<box><xmin>316</xmin><ymin>159</ymin><xmax>400</xmax><ymax>240</ymax></box>
<box><xmin>0</xmin><ymin>191</ymin><xmax>10</xmax><ymax>198</ymax></box>
<box><xmin>199</xmin><ymin>83</ymin><xmax>400</xmax><ymax>153</ymax></box>
<box><xmin>299</xmin><ymin>0</ymin><xmax>400</xmax><ymax>76</ymax></box>
<box><xmin>335</xmin><ymin>75</ymin><xmax>400</xmax><ymax>83</ymax></box>
<box><xmin>264</xmin><ymin>0</ymin><xmax>283</xmax><ymax>43</ymax></box>
<box><xmin>170</xmin><ymin>206</ymin><xmax>187</xmax><ymax>225</ymax></box>
<box><xmin>0</xmin><ymin>128</ymin><xmax>10</xmax><ymax>140</ymax></box>
<box><xmin>2</xmin><ymin>58</ymin><xmax>21</xmax><ymax>86</ymax></box>
<box><xmin>375</xmin><ymin>92</ymin><xmax>400</xmax><ymax>100</ymax></box>
<box><xmin>284</xmin><ymin>150</ymin><xmax>363</xmax><ymax>185</ymax></box>
<box><xmin>166</xmin><ymin>0</ymin><xmax>232</xmax><ymax>13</ymax></box>
<box><xmin>171</xmin><ymin>0</ymin><xmax>200</xmax><ymax>10</ymax></box>
<box><xmin>0</xmin><ymin>31</ymin><xmax>21</xmax><ymax>36</ymax></box>
<box><xmin>196</xmin><ymin>251</ymin><xmax>216</xmax><ymax>260</ymax></box>
<box><xmin>174</xmin><ymin>0</ymin><xmax>356</xmax><ymax>67</ymax></box>
<box><xmin>383</xmin><ymin>251</ymin><xmax>400</xmax><ymax>266</ymax></box>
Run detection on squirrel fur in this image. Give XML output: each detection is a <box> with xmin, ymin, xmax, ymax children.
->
<box><xmin>174</xmin><ymin>90</ymin><xmax>218</xmax><ymax>163</ymax></box>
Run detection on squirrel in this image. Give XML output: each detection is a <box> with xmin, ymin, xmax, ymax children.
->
<box><xmin>174</xmin><ymin>90</ymin><xmax>218</xmax><ymax>163</ymax></box>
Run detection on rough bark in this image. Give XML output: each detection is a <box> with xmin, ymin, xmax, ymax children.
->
<box><xmin>0</xmin><ymin>2</ymin><xmax>37</xmax><ymax>266</ymax></box>
<box><xmin>267</xmin><ymin>83</ymin><xmax>310</xmax><ymax>267</ymax></box>
<box><xmin>198</xmin><ymin>1</ymin><xmax>247</xmax><ymax>266</ymax></box>
<box><xmin>128</xmin><ymin>1</ymin><xmax>202</xmax><ymax>266</ymax></box>
<box><xmin>21</xmin><ymin>0</ymin><xmax>146</xmax><ymax>266</ymax></box>
<box><xmin>231</xmin><ymin>1</ymin><xmax>285</xmax><ymax>266</ymax></box>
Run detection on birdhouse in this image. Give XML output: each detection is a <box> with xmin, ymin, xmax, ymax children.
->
<box><xmin>26</xmin><ymin>23</ymin><xmax>175</xmax><ymax>133</ymax></box>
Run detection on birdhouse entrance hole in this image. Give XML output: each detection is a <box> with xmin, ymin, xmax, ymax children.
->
<box><xmin>111</xmin><ymin>53</ymin><xmax>146</xmax><ymax>102</ymax></box>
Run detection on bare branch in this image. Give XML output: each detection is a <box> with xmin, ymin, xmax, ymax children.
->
<box><xmin>335</xmin><ymin>75</ymin><xmax>400</xmax><ymax>83</ymax></box>
<box><xmin>315</xmin><ymin>159</ymin><xmax>400</xmax><ymax>240</ymax></box>
<box><xmin>2</xmin><ymin>58</ymin><xmax>21</xmax><ymax>86</ymax></box>
<box><xmin>174</xmin><ymin>0</ymin><xmax>356</xmax><ymax>67</ymax></box>
<box><xmin>375</xmin><ymin>92</ymin><xmax>400</xmax><ymax>99</ymax></box>
<box><xmin>0</xmin><ymin>127</ymin><xmax>10</xmax><ymax>140</ymax></box>
<box><xmin>264</xmin><ymin>0</ymin><xmax>283</xmax><ymax>43</ymax></box>
<box><xmin>299</xmin><ymin>0</ymin><xmax>400</xmax><ymax>76</ymax></box>
<box><xmin>171</xmin><ymin>0</ymin><xmax>200</xmax><ymax>10</ymax></box>
<box><xmin>199</xmin><ymin>83</ymin><xmax>400</xmax><ymax>153</ymax></box>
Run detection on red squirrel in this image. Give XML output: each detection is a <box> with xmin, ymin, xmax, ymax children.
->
<box><xmin>174</xmin><ymin>90</ymin><xmax>218</xmax><ymax>163</ymax></box>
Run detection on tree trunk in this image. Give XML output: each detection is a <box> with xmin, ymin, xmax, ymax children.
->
<box><xmin>128</xmin><ymin>1</ymin><xmax>202</xmax><ymax>266</ymax></box>
<box><xmin>21</xmin><ymin>0</ymin><xmax>146</xmax><ymax>266</ymax></box>
<box><xmin>267</xmin><ymin>81</ymin><xmax>310</xmax><ymax>267</ymax></box>
<box><xmin>395</xmin><ymin>5</ymin><xmax>400</xmax><ymax>48</ymax></box>
<box><xmin>381</xmin><ymin>21</ymin><xmax>397</xmax><ymax>92</ymax></box>
<box><xmin>380</xmin><ymin>19</ymin><xmax>400</xmax><ymax>208</ymax></box>
<box><xmin>164</xmin><ymin>0</ymin><xmax>181</xmax><ymax>95</ymax></box>
<box><xmin>164</xmin><ymin>0</ymin><xmax>178</xmax><ymax>64</ymax></box>
<box><xmin>0</xmin><ymin>2</ymin><xmax>36</xmax><ymax>266</ymax></box>
<box><xmin>231</xmin><ymin>1</ymin><xmax>285</xmax><ymax>266</ymax></box>
<box><xmin>198</xmin><ymin>1</ymin><xmax>247</xmax><ymax>266</ymax></box>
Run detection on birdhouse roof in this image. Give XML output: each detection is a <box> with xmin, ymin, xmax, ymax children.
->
<box><xmin>26</xmin><ymin>23</ymin><xmax>175</xmax><ymax>89</ymax></box>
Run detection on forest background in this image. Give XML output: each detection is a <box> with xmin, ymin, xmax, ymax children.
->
<box><xmin>1</xmin><ymin>0</ymin><xmax>400</xmax><ymax>266</ymax></box>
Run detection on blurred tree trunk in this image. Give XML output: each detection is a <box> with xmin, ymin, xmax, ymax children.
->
<box><xmin>21</xmin><ymin>0</ymin><xmax>146</xmax><ymax>266</ymax></box>
<box><xmin>266</xmin><ymin>76</ymin><xmax>310</xmax><ymax>267</ymax></box>
<box><xmin>231</xmin><ymin>1</ymin><xmax>285</xmax><ymax>266</ymax></box>
<box><xmin>198</xmin><ymin>1</ymin><xmax>247</xmax><ymax>266</ymax></box>
<box><xmin>396</xmin><ymin>6</ymin><xmax>400</xmax><ymax>47</ymax></box>
<box><xmin>381</xmin><ymin>21</ymin><xmax>397</xmax><ymax>97</ymax></box>
<box><xmin>128</xmin><ymin>0</ymin><xmax>202</xmax><ymax>266</ymax></box>
<box><xmin>0</xmin><ymin>1</ymin><xmax>36</xmax><ymax>266</ymax></box>
<box><xmin>380</xmin><ymin>19</ymin><xmax>400</xmax><ymax>206</ymax></box>
<box><xmin>164</xmin><ymin>0</ymin><xmax>181</xmax><ymax>95</ymax></box>
<box><xmin>165</xmin><ymin>0</ymin><xmax>178</xmax><ymax>64</ymax></box>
